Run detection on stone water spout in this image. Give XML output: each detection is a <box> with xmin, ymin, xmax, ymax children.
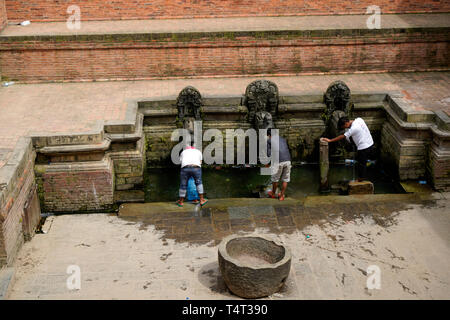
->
<box><xmin>243</xmin><ymin>80</ymin><xmax>280</xmax><ymax>196</ymax></box>
<box><xmin>322</xmin><ymin>80</ymin><xmax>354</xmax><ymax>157</ymax></box>
<box><xmin>243</xmin><ymin>79</ymin><xmax>278</xmax><ymax>130</ymax></box>
<box><xmin>323</xmin><ymin>80</ymin><xmax>353</xmax><ymax>131</ymax></box>
<box><xmin>176</xmin><ymin>86</ymin><xmax>203</xmax><ymax>140</ymax></box>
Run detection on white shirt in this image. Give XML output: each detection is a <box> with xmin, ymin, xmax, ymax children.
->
<box><xmin>180</xmin><ymin>148</ymin><xmax>202</xmax><ymax>168</ymax></box>
<box><xmin>344</xmin><ymin>118</ymin><xmax>374</xmax><ymax>150</ymax></box>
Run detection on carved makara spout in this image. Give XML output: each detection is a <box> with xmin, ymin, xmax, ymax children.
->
<box><xmin>255</xmin><ymin>111</ymin><xmax>274</xmax><ymax>129</ymax></box>
<box><xmin>176</xmin><ymin>86</ymin><xmax>202</xmax><ymax>123</ymax></box>
<box><xmin>243</xmin><ymin>80</ymin><xmax>279</xmax><ymax>130</ymax></box>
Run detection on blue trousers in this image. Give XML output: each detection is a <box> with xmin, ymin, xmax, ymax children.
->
<box><xmin>179</xmin><ymin>167</ymin><xmax>204</xmax><ymax>198</ymax></box>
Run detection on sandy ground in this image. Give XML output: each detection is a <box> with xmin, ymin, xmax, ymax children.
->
<box><xmin>7</xmin><ymin>196</ymin><xmax>450</xmax><ymax>300</ymax></box>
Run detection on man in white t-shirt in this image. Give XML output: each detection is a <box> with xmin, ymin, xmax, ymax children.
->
<box><xmin>176</xmin><ymin>145</ymin><xmax>208</xmax><ymax>207</ymax></box>
<box><xmin>322</xmin><ymin>117</ymin><xmax>375</xmax><ymax>181</ymax></box>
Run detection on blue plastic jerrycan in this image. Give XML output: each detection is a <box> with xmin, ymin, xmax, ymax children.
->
<box><xmin>186</xmin><ymin>177</ymin><xmax>199</xmax><ymax>201</ymax></box>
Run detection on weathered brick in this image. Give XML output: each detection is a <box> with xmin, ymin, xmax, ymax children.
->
<box><xmin>1</xmin><ymin>32</ymin><xmax>448</xmax><ymax>81</ymax></box>
<box><xmin>4</xmin><ymin>1</ymin><xmax>449</xmax><ymax>22</ymax></box>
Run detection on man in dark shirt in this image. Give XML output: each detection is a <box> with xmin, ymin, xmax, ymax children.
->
<box><xmin>266</xmin><ymin>128</ymin><xmax>291</xmax><ymax>201</ymax></box>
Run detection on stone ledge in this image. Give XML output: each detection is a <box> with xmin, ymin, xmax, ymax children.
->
<box><xmin>435</xmin><ymin>110</ymin><xmax>450</xmax><ymax>131</ymax></box>
<box><xmin>0</xmin><ymin>267</ymin><xmax>15</xmax><ymax>300</ymax></box>
<box><xmin>107</xmin><ymin>113</ymin><xmax>144</xmax><ymax>143</ymax></box>
<box><xmin>30</xmin><ymin>127</ymin><xmax>104</xmax><ymax>148</ymax></box>
<box><xmin>387</xmin><ymin>95</ymin><xmax>436</xmax><ymax>123</ymax></box>
<box><xmin>139</xmin><ymin>93</ymin><xmax>387</xmax><ymax>117</ymax></box>
<box><xmin>38</xmin><ymin>139</ymin><xmax>111</xmax><ymax>154</ymax></box>
<box><xmin>0</xmin><ymin>137</ymin><xmax>34</xmax><ymax>211</ymax></box>
<box><xmin>1</xmin><ymin>14</ymin><xmax>449</xmax><ymax>42</ymax></box>
<box><xmin>35</xmin><ymin>156</ymin><xmax>113</xmax><ymax>173</ymax></box>
<box><xmin>104</xmin><ymin>101</ymin><xmax>138</xmax><ymax>134</ymax></box>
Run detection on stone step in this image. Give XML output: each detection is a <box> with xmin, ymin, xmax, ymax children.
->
<box><xmin>347</xmin><ymin>180</ymin><xmax>374</xmax><ymax>195</ymax></box>
<box><xmin>38</xmin><ymin>139</ymin><xmax>111</xmax><ymax>155</ymax></box>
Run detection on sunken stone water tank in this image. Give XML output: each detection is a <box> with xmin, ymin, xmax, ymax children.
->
<box><xmin>218</xmin><ymin>235</ymin><xmax>291</xmax><ymax>298</ymax></box>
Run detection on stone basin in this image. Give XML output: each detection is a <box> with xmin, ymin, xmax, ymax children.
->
<box><xmin>218</xmin><ymin>235</ymin><xmax>291</xmax><ymax>298</ymax></box>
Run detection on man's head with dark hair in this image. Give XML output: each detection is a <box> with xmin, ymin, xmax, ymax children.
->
<box><xmin>338</xmin><ymin>116</ymin><xmax>351</xmax><ymax>129</ymax></box>
<box><xmin>267</xmin><ymin>128</ymin><xmax>279</xmax><ymax>137</ymax></box>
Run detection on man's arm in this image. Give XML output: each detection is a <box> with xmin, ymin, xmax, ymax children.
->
<box><xmin>322</xmin><ymin>134</ymin><xmax>346</xmax><ymax>143</ymax></box>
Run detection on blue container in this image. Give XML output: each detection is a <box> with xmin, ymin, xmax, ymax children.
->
<box><xmin>345</xmin><ymin>159</ymin><xmax>356</xmax><ymax>166</ymax></box>
<box><xmin>186</xmin><ymin>177</ymin><xmax>199</xmax><ymax>201</ymax></box>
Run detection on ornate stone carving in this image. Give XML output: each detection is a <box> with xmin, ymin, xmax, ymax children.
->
<box><xmin>323</xmin><ymin>81</ymin><xmax>354</xmax><ymax>156</ymax></box>
<box><xmin>254</xmin><ymin>111</ymin><xmax>274</xmax><ymax>130</ymax></box>
<box><xmin>243</xmin><ymin>80</ymin><xmax>278</xmax><ymax>129</ymax></box>
<box><xmin>176</xmin><ymin>86</ymin><xmax>202</xmax><ymax>121</ymax></box>
<box><xmin>323</xmin><ymin>80</ymin><xmax>353</xmax><ymax>121</ymax></box>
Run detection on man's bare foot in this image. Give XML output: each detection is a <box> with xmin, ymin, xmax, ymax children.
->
<box><xmin>200</xmin><ymin>198</ymin><xmax>208</xmax><ymax>206</ymax></box>
<box><xmin>176</xmin><ymin>200</ymin><xmax>184</xmax><ymax>207</ymax></box>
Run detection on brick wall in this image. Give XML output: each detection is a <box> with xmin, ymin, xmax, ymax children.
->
<box><xmin>1</xmin><ymin>31</ymin><xmax>448</xmax><ymax>81</ymax></box>
<box><xmin>35</xmin><ymin>157</ymin><xmax>115</xmax><ymax>213</ymax></box>
<box><xmin>109</xmin><ymin>138</ymin><xmax>146</xmax><ymax>191</ymax></box>
<box><xmin>4</xmin><ymin>0</ymin><xmax>450</xmax><ymax>22</ymax></box>
<box><xmin>0</xmin><ymin>140</ymin><xmax>36</xmax><ymax>267</ymax></box>
<box><xmin>0</xmin><ymin>0</ymin><xmax>7</xmax><ymax>31</ymax></box>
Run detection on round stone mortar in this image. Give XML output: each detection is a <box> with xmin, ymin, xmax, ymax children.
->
<box><xmin>218</xmin><ymin>234</ymin><xmax>291</xmax><ymax>299</ymax></box>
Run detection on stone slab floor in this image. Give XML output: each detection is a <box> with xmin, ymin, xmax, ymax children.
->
<box><xmin>7</xmin><ymin>194</ymin><xmax>450</xmax><ymax>300</ymax></box>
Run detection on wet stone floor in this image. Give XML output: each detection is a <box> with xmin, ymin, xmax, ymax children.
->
<box><xmin>7</xmin><ymin>194</ymin><xmax>450</xmax><ymax>300</ymax></box>
<box><xmin>121</xmin><ymin>201</ymin><xmax>405</xmax><ymax>247</ymax></box>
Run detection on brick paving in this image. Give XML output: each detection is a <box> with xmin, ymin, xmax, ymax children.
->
<box><xmin>2</xmin><ymin>14</ymin><xmax>449</xmax><ymax>37</ymax></box>
<box><xmin>1</xmin><ymin>72</ymin><xmax>449</xmax><ymax>168</ymax></box>
<box><xmin>7</xmin><ymin>194</ymin><xmax>450</xmax><ymax>299</ymax></box>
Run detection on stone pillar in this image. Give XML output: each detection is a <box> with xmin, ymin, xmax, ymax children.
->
<box><xmin>319</xmin><ymin>138</ymin><xmax>329</xmax><ymax>192</ymax></box>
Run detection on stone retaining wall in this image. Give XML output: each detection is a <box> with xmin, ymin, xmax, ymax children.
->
<box><xmin>380</xmin><ymin>96</ymin><xmax>450</xmax><ymax>189</ymax></box>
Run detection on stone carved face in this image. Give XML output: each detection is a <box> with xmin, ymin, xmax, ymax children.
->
<box><xmin>323</xmin><ymin>80</ymin><xmax>352</xmax><ymax>117</ymax></box>
<box><xmin>244</xmin><ymin>80</ymin><xmax>279</xmax><ymax>128</ymax></box>
<box><xmin>176</xmin><ymin>86</ymin><xmax>202</xmax><ymax>121</ymax></box>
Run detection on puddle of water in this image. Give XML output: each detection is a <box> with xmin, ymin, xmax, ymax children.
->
<box><xmin>145</xmin><ymin>164</ymin><xmax>404</xmax><ymax>202</ymax></box>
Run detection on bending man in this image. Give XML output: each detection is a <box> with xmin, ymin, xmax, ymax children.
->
<box><xmin>322</xmin><ymin>117</ymin><xmax>375</xmax><ymax>181</ymax></box>
<box><xmin>176</xmin><ymin>145</ymin><xmax>208</xmax><ymax>207</ymax></box>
